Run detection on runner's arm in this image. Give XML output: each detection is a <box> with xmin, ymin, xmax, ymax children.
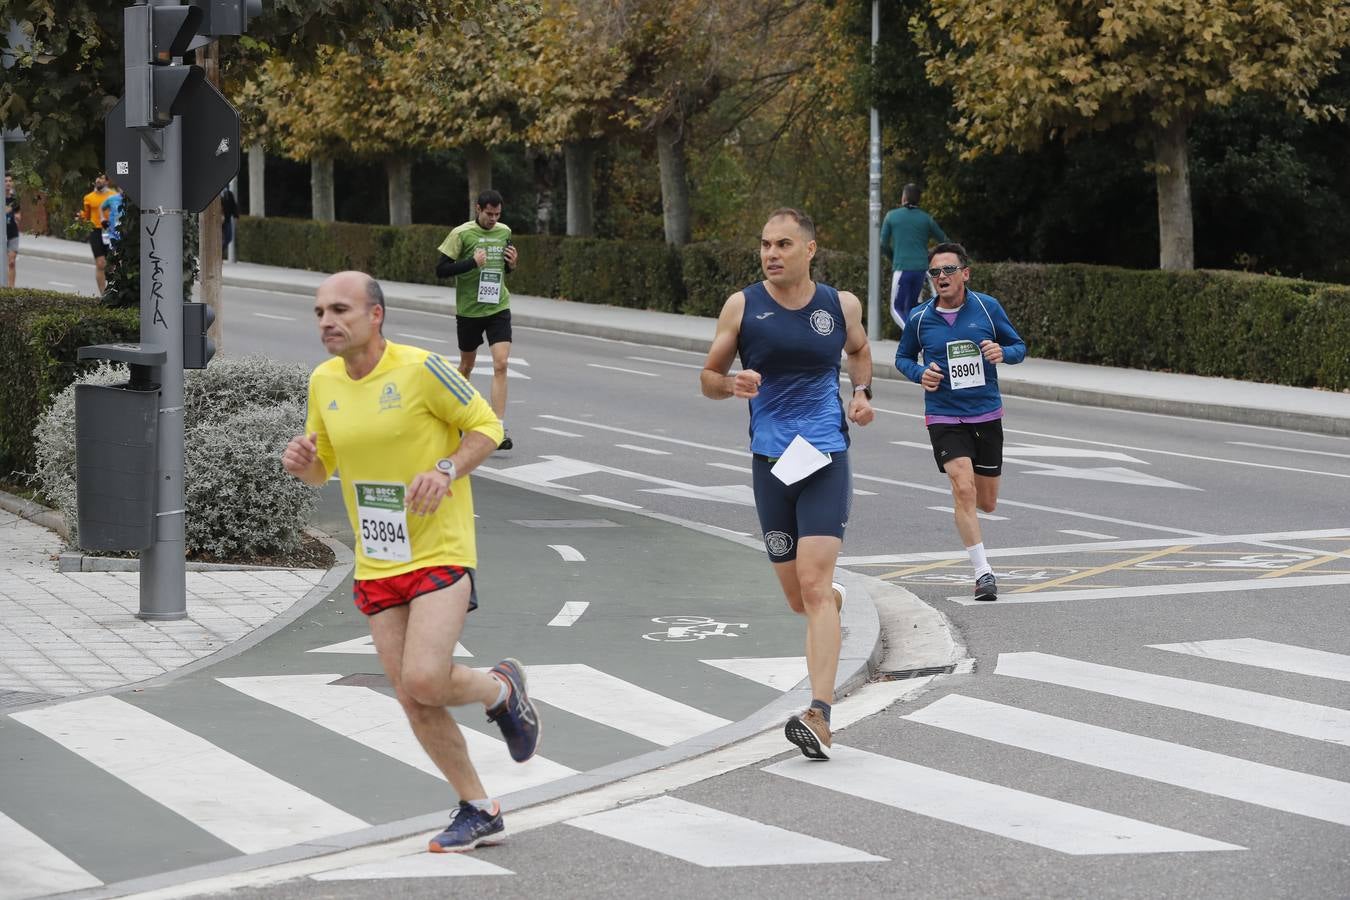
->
<box><xmin>991</xmin><ymin>301</ymin><xmax>1026</xmax><ymax>365</ymax></box>
<box><xmin>839</xmin><ymin>291</ymin><xmax>875</xmax><ymax>426</ymax></box>
<box><xmin>895</xmin><ymin>317</ymin><xmax>927</xmax><ymax>383</ymax></box>
<box><xmin>436</xmin><ymin>253</ymin><xmax>477</xmax><ymax>279</ymax></box>
<box><xmin>701</xmin><ymin>292</ymin><xmax>758</xmax><ymax>399</ymax></box>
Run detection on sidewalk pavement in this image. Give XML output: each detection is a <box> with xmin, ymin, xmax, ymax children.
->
<box><xmin>20</xmin><ymin>233</ymin><xmax>1350</xmax><ymax>436</ymax></box>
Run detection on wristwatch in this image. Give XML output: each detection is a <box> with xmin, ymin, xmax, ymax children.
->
<box><xmin>853</xmin><ymin>384</ymin><xmax>873</xmax><ymax>400</ymax></box>
<box><xmin>435</xmin><ymin>458</ymin><xmax>457</xmax><ymax>482</ymax></box>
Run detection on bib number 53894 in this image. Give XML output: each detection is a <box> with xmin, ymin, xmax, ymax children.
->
<box><xmin>355</xmin><ymin>482</ymin><xmax>412</xmax><ymax>562</ymax></box>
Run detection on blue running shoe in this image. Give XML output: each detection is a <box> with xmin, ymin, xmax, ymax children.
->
<box><xmin>428</xmin><ymin>800</ymin><xmax>505</xmax><ymax>853</ymax></box>
<box><xmin>487</xmin><ymin>658</ymin><xmax>540</xmax><ymax>762</ymax></box>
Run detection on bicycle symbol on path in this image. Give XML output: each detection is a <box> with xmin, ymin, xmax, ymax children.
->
<box><xmin>642</xmin><ymin>615</ymin><xmax>749</xmax><ymax>642</ymax></box>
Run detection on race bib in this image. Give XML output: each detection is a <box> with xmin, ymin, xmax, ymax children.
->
<box><xmin>946</xmin><ymin>340</ymin><xmax>986</xmax><ymax>390</ymax></box>
<box><xmin>355</xmin><ymin>482</ymin><xmax>412</xmax><ymax>562</ymax></box>
<box><xmin>477</xmin><ymin>269</ymin><xmax>503</xmax><ymax>306</ymax></box>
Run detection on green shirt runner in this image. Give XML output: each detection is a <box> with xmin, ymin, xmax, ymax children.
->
<box><xmin>438</xmin><ymin>220</ymin><xmax>513</xmax><ymax>318</ymax></box>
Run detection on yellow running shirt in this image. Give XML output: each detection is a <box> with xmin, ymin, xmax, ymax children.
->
<box><xmin>304</xmin><ymin>342</ymin><xmax>503</xmax><ymax>580</ymax></box>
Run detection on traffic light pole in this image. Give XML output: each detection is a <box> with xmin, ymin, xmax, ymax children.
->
<box><xmin>139</xmin><ymin>114</ymin><xmax>188</xmax><ymax>620</ymax></box>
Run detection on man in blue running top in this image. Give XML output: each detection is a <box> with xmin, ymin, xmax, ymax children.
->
<box><xmin>895</xmin><ymin>242</ymin><xmax>1026</xmax><ymax>602</ymax></box>
<box><xmin>701</xmin><ymin>208</ymin><xmax>874</xmax><ymax>761</ymax></box>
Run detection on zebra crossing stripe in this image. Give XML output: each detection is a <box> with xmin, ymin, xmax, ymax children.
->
<box><xmin>996</xmin><ymin>652</ymin><xmax>1350</xmax><ymax>745</ymax></box>
<box><xmin>905</xmin><ymin>695</ymin><xmax>1350</xmax><ymax>827</ymax></box>
<box><xmin>218</xmin><ymin>674</ymin><xmax>576</xmax><ymax>795</ymax></box>
<box><xmin>565</xmin><ymin>796</ymin><xmax>886</xmax><ymax>866</ymax></box>
<box><xmin>1150</xmin><ymin>639</ymin><xmax>1350</xmax><ymax>682</ymax></box>
<box><xmin>0</xmin><ymin>809</ymin><xmax>102</xmax><ymax>897</ymax></box>
<box><xmin>764</xmin><ymin>746</ymin><xmax>1240</xmax><ymax>855</ymax></box>
<box><xmin>9</xmin><ymin>696</ymin><xmax>367</xmax><ymax>853</ymax></box>
<box><xmin>701</xmin><ymin>656</ymin><xmax>807</xmax><ymax>691</ymax></box>
<box><xmin>521</xmin><ymin>664</ymin><xmax>730</xmax><ymax>746</ymax></box>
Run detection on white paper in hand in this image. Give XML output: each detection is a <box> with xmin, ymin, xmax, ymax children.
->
<box><xmin>771</xmin><ymin>434</ymin><xmax>831</xmax><ymax>485</ymax></box>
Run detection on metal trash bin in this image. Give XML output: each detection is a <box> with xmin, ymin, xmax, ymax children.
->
<box><xmin>75</xmin><ymin>382</ymin><xmax>159</xmax><ymax>551</ymax></box>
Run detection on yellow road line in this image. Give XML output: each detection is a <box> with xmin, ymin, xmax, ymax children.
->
<box><xmin>1259</xmin><ymin>545</ymin><xmax>1350</xmax><ymax>579</ymax></box>
<box><xmin>877</xmin><ymin>559</ymin><xmax>962</xmax><ymax>581</ymax></box>
<box><xmin>1011</xmin><ymin>545</ymin><xmax>1191</xmax><ymax>593</ymax></box>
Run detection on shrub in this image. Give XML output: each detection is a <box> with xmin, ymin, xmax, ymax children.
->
<box><xmin>556</xmin><ymin>238</ymin><xmax>685</xmax><ymax>312</ymax></box>
<box><xmin>0</xmin><ymin>290</ymin><xmax>139</xmax><ymax>478</ymax></box>
<box><xmin>30</xmin><ymin>355</ymin><xmax>319</xmax><ymax>558</ymax></box>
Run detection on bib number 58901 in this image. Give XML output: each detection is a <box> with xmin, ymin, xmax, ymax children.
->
<box><xmin>946</xmin><ymin>340</ymin><xmax>986</xmax><ymax>390</ymax></box>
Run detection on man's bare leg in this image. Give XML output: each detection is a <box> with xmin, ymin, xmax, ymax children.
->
<box><xmin>488</xmin><ymin>339</ymin><xmax>511</xmax><ymax>420</ymax></box>
<box><xmin>770</xmin><ymin>537</ymin><xmax>843</xmax><ymax>704</ymax></box>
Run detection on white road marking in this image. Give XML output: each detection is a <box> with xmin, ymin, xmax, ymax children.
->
<box><xmin>217</xmin><ymin>674</ymin><xmax>576</xmax><ymax>794</ymax></box>
<box><xmin>853</xmin><ymin>488</ymin><xmax>878</xmax><ymax>496</ymax></box>
<box><xmin>701</xmin><ymin>656</ymin><xmax>806</xmax><ymax>691</ymax></box>
<box><xmin>311</xmin><ymin>853</ymin><xmax>512</xmax><ymax>880</ymax></box>
<box><xmin>905</xmin><ymin>694</ymin><xmax>1350</xmax><ymax>827</ymax></box>
<box><xmin>898</xmin><ymin>441</ymin><xmax>1201</xmax><ymax>489</ymax></box>
<box><xmin>523</xmin><ymin>664</ymin><xmax>730</xmax><ymax>745</ymax></box>
<box><xmin>588</xmin><ymin>363</ymin><xmax>659</xmax><ymax>377</ymax></box>
<box><xmin>566</xmin><ymin>796</ymin><xmax>885</xmax><ymax>867</ymax></box>
<box><xmin>1226</xmin><ymin>440</ymin><xmax>1350</xmax><ymax>459</ymax></box>
<box><xmin>1003</xmin><ymin>425</ymin><xmax>1350</xmax><ymax>480</ymax></box>
<box><xmin>494</xmin><ymin>454</ymin><xmax>751</xmax><ymax>506</ymax></box>
<box><xmin>1003</xmin><ymin>444</ymin><xmax>1150</xmax><ymax>464</ymax></box>
<box><xmin>10</xmin><ymin>696</ymin><xmax>367</xmax><ymax>853</ymax></box>
<box><xmin>0</xmin><ymin>810</ymin><xmax>102</xmax><ymax>896</ymax></box>
<box><xmin>615</xmin><ymin>443</ymin><xmax>670</xmax><ymax>455</ymax></box>
<box><xmin>533</xmin><ymin>427</ymin><xmax>583</xmax><ymax>437</ymax></box>
<box><xmin>708</xmin><ymin>462</ymin><xmax>752</xmax><ymax>474</ymax></box>
<box><xmin>1059</xmin><ymin>529</ymin><xmax>1119</xmax><ymax>540</ymax></box>
<box><xmin>47</xmin><ymin>280</ymin><xmax>76</xmax><ymax>288</ymax></box>
<box><xmin>470</xmin><ymin>366</ymin><xmax>530</xmax><ymax>379</ymax></box>
<box><xmin>253</xmin><ymin>312</ymin><xmax>294</xmax><ymax>321</ymax></box>
<box><xmin>1151</xmin><ymin>639</ymin><xmax>1350</xmax><ymax>682</ymax></box>
<box><xmin>539</xmin><ymin>414</ymin><xmax>747</xmax><ymax>457</ymax></box>
<box><xmin>547</xmin><ymin>601</ymin><xmax>590</xmax><ymax>626</ymax></box>
<box><xmin>997</xmin><ymin>652</ymin><xmax>1350</xmax><ymax>745</ymax></box>
<box><xmin>640</xmin><ymin>484</ymin><xmax>755</xmax><ymax>505</ymax></box>
<box><xmin>625</xmin><ymin>355</ymin><xmax>704</xmax><ymax>369</ymax></box>
<box><xmin>547</xmin><ymin>544</ymin><xmax>586</xmax><ymax>562</ymax></box>
<box><xmin>96</xmin><ymin>678</ymin><xmax>937</xmax><ymax>898</ymax></box>
<box><xmin>765</xmin><ymin>746</ymin><xmax>1238</xmax><ymax>855</ymax></box>
<box><xmin>841</xmin><ymin>527</ymin><xmax>1350</xmax><ymax>566</ymax></box>
<box><xmin>308</xmin><ymin>635</ymin><xmax>471</xmax><ymax>657</ymax></box>
<box><xmin>580</xmin><ymin>494</ymin><xmax>643</xmax><ymax>509</ymax></box>
<box><xmin>947</xmin><ymin>573</ymin><xmax>1350</xmax><ymax>605</ymax></box>
<box><xmin>393</xmin><ymin>332</ymin><xmax>449</xmax><ymax>345</ymax></box>
<box><xmin>928</xmin><ymin>505</ymin><xmax>1008</xmax><ymax>521</ymax></box>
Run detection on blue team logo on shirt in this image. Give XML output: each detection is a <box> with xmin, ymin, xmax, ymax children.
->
<box><xmin>379</xmin><ymin>382</ymin><xmax>402</xmax><ymax>412</ymax></box>
<box><xmin>809</xmin><ymin>310</ymin><xmax>835</xmax><ymax>336</ymax></box>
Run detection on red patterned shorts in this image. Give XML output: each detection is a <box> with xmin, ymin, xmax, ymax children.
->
<box><xmin>352</xmin><ymin>565</ymin><xmax>477</xmax><ymax>616</ymax></box>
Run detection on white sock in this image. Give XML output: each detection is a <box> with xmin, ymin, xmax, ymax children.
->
<box><xmin>966</xmin><ymin>543</ymin><xmax>992</xmax><ymax>578</ymax></box>
<box><xmin>488</xmin><ymin>675</ymin><xmax>508</xmax><ymax>710</ymax></box>
<box><xmin>468</xmin><ymin>798</ymin><xmax>497</xmax><ymax>813</ymax></box>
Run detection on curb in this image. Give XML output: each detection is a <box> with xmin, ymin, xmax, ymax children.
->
<box><xmin>0</xmin><ymin>490</ymin><xmax>70</xmax><ymax>540</ymax></box>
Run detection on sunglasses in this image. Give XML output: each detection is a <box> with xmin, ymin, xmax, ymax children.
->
<box><xmin>927</xmin><ymin>264</ymin><xmax>965</xmax><ymax>277</ymax></box>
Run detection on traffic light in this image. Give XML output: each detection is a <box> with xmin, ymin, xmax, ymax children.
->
<box><xmin>183</xmin><ymin>302</ymin><xmax>216</xmax><ymax>368</ymax></box>
<box><xmin>124</xmin><ymin>3</ymin><xmax>205</xmax><ymax>129</ymax></box>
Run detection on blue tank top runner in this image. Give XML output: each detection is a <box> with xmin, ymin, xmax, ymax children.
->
<box><xmin>737</xmin><ymin>281</ymin><xmax>849</xmax><ymax>457</ymax></box>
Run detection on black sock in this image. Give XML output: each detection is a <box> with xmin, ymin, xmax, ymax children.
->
<box><xmin>810</xmin><ymin>699</ymin><xmax>832</xmax><ymax>724</ymax></box>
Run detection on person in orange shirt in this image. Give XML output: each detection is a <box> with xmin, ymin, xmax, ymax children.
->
<box><xmin>80</xmin><ymin>174</ymin><xmax>118</xmax><ymax>294</ymax></box>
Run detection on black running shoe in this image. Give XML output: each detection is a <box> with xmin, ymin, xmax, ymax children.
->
<box><xmin>974</xmin><ymin>572</ymin><xmax>998</xmax><ymax>601</ymax></box>
<box><xmin>498</xmin><ymin>430</ymin><xmax>513</xmax><ymax>451</ymax></box>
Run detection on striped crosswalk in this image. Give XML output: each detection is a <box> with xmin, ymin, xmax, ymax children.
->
<box><xmin>2</xmin><ymin>638</ymin><xmax>1348</xmax><ymax>895</ymax></box>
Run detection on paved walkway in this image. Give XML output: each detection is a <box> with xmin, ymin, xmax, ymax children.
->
<box><xmin>0</xmin><ymin>504</ymin><xmax>336</xmax><ymax>708</ymax></box>
<box><xmin>20</xmin><ymin>234</ymin><xmax>1350</xmax><ymax>435</ymax></box>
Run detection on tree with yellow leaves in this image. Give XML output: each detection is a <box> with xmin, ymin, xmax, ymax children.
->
<box><xmin>915</xmin><ymin>0</ymin><xmax>1350</xmax><ymax>269</ymax></box>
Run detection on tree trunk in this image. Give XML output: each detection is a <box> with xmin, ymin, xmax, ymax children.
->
<box><xmin>385</xmin><ymin>155</ymin><xmax>412</xmax><ymax>225</ymax></box>
<box><xmin>530</xmin><ymin>149</ymin><xmax>558</xmax><ymax>234</ymax></box>
<box><xmin>656</xmin><ymin>116</ymin><xmax>691</xmax><ymax>246</ymax></box>
<box><xmin>247</xmin><ymin>143</ymin><xmax>265</xmax><ymax>217</ymax></box>
<box><xmin>464</xmin><ymin>141</ymin><xmax>492</xmax><ymax>218</ymax></box>
<box><xmin>311</xmin><ymin>157</ymin><xmax>335</xmax><ymax>222</ymax></box>
<box><xmin>1154</xmin><ymin>117</ymin><xmax>1194</xmax><ymax>270</ymax></box>
<box><xmin>199</xmin><ymin>42</ymin><xmax>223</xmax><ymax>350</ymax></box>
<box><xmin>564</xmin><ymin>138</ymin><xmax>598</xmax><ymax>237</ymax></box>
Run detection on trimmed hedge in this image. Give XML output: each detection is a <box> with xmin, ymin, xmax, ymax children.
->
<box><xmin>235</xmin><ymin>217</ymin><xmax>1350</xmax><ymax>390</ymax></box>
<box><xmin>0</xmin><ymin>290</ymin><xmax>139</xmax><ymax>478</ymax></box>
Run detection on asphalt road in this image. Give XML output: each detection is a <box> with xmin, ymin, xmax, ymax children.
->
<box><xmin>11</xmin><ymin>254</ymin><xmax>1350</xmax><ymax>899</ymax></box>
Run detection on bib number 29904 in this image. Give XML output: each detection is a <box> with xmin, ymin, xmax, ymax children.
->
<box><xmin>477</xmin><ymin>270</ymin><xmax>502</xmax><ymax>306</ymax></box>
<box><xmin>355</xmin><ymin>482</ymin><xmax>412</xmax><ymax>562</ymax></box>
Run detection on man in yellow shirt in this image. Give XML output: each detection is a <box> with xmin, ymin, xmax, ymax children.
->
<box><xmin>79</xmin><ymin>173</ymin><xmax>118</xmax><ymax>294</ymax></box>
<box><xmin>282</xmin><ymin>271</ymin><xmax>540</xmax><ymax>853</ymax></box>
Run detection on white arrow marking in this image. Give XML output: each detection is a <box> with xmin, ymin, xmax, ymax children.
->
<box><xmin>218</xmin><ymin>674</ymin><xmax>576</xmax><ymax>794</ymax></box>
<box><xmin>1014</xmin><ymin>461</ymin><xmax>1200</xmax><ymax>490</ymax></box>
<box><xmin>548</xmin><ymin>544</ymin><xmax>586</xmax><ymax>561</ymax></box>
<box><xmin>1002</xmin><ymin>443</ymin><xmax>1149</xmax><ymax>464</ymax></box>
<box><xmin>308</xmin><ymin>635</ymin><xmax>471</xmax><ymax>657</ymax></box>
<box><xmin>548</xmin><ymin>601</ymin><xmax>590</xmax><ymax>626</ymax></box>
<box><xmin>701</xmin><ymin>656</ymin><xmax>807</xmax><ymax>691</ymax></box>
